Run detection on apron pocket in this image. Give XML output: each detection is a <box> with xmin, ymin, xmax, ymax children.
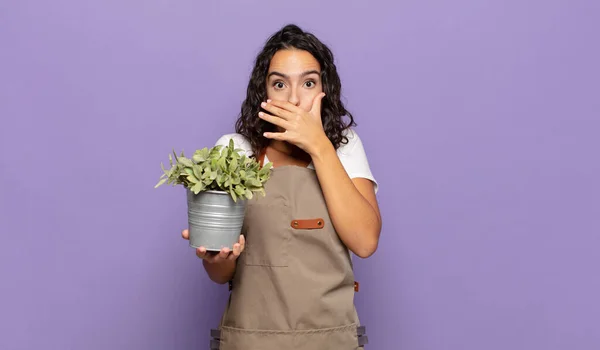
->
<box><xmin>242</xmin><ymin>200</ymin><xmax>290</xmax><ymax>267</ymax></box>
<box><xmin>218</xmin><ymin>324</ymin><xmax>361</xmax><ymax>350</ymax></box>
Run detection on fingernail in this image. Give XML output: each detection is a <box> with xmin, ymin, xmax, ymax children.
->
<box><xmin>261</xmin><ymin>102</ymin><xmax>266</xmax><ymax>107</ymax></box>
<box><xmin>267</xmin><ymin>99</ymin><xmax>271</xmax><ymax>103</ymax></box>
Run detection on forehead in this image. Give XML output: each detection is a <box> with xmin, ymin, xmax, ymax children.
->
<box><xmin>268</xmin><ymin>49</ymin><xmax>321</xmax><ymax>74</ymax></box>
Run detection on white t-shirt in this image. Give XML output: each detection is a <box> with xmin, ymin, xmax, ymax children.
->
<box><xmin>214</xmin><ymin>129</ymin><xmax>378</xmax><ymax>193</ymax></box>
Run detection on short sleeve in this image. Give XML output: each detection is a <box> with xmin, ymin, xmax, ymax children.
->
<box><xmin>336</xmin><ymin>129</ymin><xmax>379</xmax><ymax>193</ymax></box>
<box><xmin>214</xmin><ymin>133</ymin><xmax>253</xmax><ymax>157</ymax></box>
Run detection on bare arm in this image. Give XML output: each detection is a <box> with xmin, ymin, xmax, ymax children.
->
<box><xmin>259</xmin><ymin>95</ymin><xmax>382</xmax><ymax>258</ymax></box>
<box><xmin>311</xmin><ymin>140</ymin><xmax>381</xmax><ymax>258</ymax></box>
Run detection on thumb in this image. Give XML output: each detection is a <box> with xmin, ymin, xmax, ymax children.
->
<box><xmin>310</xmin><ymin>92</ymin><xmax>326</xmax><ymax>116</ymax></box>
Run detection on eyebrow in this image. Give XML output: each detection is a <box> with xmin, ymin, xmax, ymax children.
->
<box><xmin>267</xmin><ymin>70</ymin><xmax>321</xmax><ymax>79</ymax></box>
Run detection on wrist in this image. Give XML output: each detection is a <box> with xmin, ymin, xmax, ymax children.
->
<box><xmin>310</xmin><ymin>134</ymin><xmax>335</xmax><ymax>163</ymax></box>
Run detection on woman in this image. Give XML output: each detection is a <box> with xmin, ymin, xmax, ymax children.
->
<box><xmin>182</xmin><ymin>24</ymin><xmax>381</xmax><ymax>349</ymax></box>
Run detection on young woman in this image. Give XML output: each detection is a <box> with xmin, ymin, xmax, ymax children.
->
<box><xmin>182</xmin><ymin>24</ymin><xmax>381</xmax><ymax>349</ymax></box>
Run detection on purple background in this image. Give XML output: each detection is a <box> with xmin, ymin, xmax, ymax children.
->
<box><xmin>1</xmin><ymin>1</ymin><xmax>599</xmax><ymax>349</ymax></box>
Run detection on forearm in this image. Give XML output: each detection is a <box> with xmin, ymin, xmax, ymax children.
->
<box><xmin>311</xmin><ymin>140</ymin><xmax>381</xmax><ymax>258</ymax></box>
<box><xmin>203</xmin><ymin>258</ymin><xmax>236</xmax><ymax>284</ymax></box>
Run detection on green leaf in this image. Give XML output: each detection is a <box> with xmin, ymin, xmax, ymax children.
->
<box><xmin>245</xmin><ymin>178</ymin><xmax>261</xmax><ymax>188</ymax></box>
<box><xmin>177</xmin><ymin>157</ymin><xmax>194</xmax><ymax>168</ymax></box>
<box><xmin>215</xmin><ymin>173</ymin><xmax>224</xmax><ymax>186</ymax></box>
<box><xmin>192</xmin><ymin>148</ymin><xmax>209</xmax><ymax>163</ymax></box>
<box><xmin>193</xmin><ymin>165</ymin><xmax>202</xmax><ymax>179</ymax></box>
<box><xmin>186</xmin><ymin>174</ymin><xmax>199</xmax><ymax>184</ymax></box>
<box><xmin>230</xmin><ymin>189</ymin><xmax>237</xmax><ymax>202</ymax></box>
<box><xmin>209</xmin><ymin>146</ymin><xmax>222</xmax><ymax>159</ymax></box>
<box><xmin>234</xmin><ymin>185</ymin><xmax>245</xmax><ymax>196</ymax></box>
<box><xmin>229</xmin><ymin>157</ymin><xmax>238</xmax><ymax>172</ymax></box>
<box><xmin>154</xmin><ymin>177</ymin><xmax>167</xmax><ymax>188</ymax></box>
<box><xmin>231</xmin><ymin>173</ymin><xmax>240</xmax><ymax>185</ymax></box>
<box><xmin>218</xmin><ymin>156</ymin><xmax>227</xmax><ymax>171</ymax></box>
<box><xmin>191</xmin><ymin>182</ymin><xmax>204</xmax><ymax>194</ymax></box>
<box><xmin>259</xmin><ymin>162</ymin><xmax>273</xmax><ymax>174</ymax></box>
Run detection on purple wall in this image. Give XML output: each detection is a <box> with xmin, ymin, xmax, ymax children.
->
<box><xmin>1</xmin><ymin>1</ymin><xmax>598</xmax><ymax>349</ymax></box>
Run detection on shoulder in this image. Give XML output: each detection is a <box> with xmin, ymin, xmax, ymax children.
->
<box><xmin>336</xmin><ymin>129</ymin><xmax>379</xmax><ymax>193</ymax></box>
<box><xmin>214</xmin><ymin>133</ymin><xmax>253</xmax><ymax>157</ymax></box>
<box><xmin>336</xmin><ymin>128</ymin><xmax>363</xmax><ymax>154</ymax></box>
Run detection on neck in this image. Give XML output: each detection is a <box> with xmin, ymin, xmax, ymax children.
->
<box><xmin>270</xmin><ymin>140</ymin><xmax>296</xmax><ymax>155</ymax></box>
<box><xmin>268</xmin><ymin>140</ymin><xmax>311</xmax><ymax>162</ymax></box>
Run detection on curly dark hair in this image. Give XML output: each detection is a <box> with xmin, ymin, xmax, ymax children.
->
<box><xmin>234</xmin><ymin>24</ymin><xmax>356</xmax><ymax>157</ymax></box>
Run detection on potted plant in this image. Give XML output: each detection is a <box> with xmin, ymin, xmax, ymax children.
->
<box><xmin>155</xmin><ymin>139</ymin><xmax>272</xmax><ymax>251</ymax></box>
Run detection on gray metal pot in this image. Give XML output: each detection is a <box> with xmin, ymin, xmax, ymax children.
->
<box><xmin>186</xmin><ymin>189</ymin><xmax>246</xmax><ymax>251</ymax></box>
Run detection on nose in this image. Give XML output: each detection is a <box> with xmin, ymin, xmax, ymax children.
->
<box><xmin>287</xmin><ymin>87</ymin><xmax>300</xmax><ymax>106</ymax></box>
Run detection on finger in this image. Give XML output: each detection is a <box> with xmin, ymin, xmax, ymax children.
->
<box><xmin>182</xmin><ymin>229</ymin><xmax>189</xmax><ymax>240</ymax></box>
<box><xmin>267</xmin><ymin>99</ymin><xmax>303</xmax><ymax>114</ymax></box>
<box><xmin>258</xmin><ymin>112</ymin><xmax>291</xmax><ymax>129</ymax></box>
<box><xmin>261</xmin><ymin>101</ymin><xmax>293</xmax><ymax>120</ymax></box>
<box><xmin>310</xmin><ymin>92</ymin><xmax>326</xmax><ymax>116</ymax></box>
<box><xmin>218</xmin><ymin>247</ymin><xmax>231</xmax><ymax>260</ymax></box>
<box><xmin>196</xmin><ymin>246</ymin><xmax>207</xmax><ymax>259</ymax></box>
<box><xmin>263</xmin><ymin>131</ymin><xmax>288</xmax><ymax>141</ymax></box>
<box><xmin>239</xmin><ymin>234</ymin><xmax>245</xmax><ymax>252</ymax></box>
<box><xmin>229</xmin><ymin>243</ymin><xmax>241</xmax><ymax>260</ymax></box>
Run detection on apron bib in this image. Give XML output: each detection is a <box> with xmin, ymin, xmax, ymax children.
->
<box><xmin>210</xmin><ymin>156</ymin><xmax>369</xmax><ymax>349</ymax></box>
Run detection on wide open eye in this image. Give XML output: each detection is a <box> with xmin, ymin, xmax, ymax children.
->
<box><xmin>273</xmin><ymin>81</ymin><xmax>286</xmax><ymax>90</ymax></box>
<box><xmin>304</xmin><ymin>80</ymin><xmax>316</xmax><ymax>88</ymax></box>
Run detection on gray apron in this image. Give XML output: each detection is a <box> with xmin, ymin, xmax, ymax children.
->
<box><xmin>210</xmin><ymin>151</ymin><xmax>369</xmax><ymax>349</ymax></box>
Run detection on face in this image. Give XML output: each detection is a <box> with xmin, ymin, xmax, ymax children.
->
<box><xmin>265</xmin><ymin>49</ymin><xmax>323</xmax><ymax>112</ymax></box>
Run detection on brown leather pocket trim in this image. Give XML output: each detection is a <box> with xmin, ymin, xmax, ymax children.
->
<box><xmin>290</xmin><ymin>218</ymin><xmax>325</xmax><ymax>229</ymax></box>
